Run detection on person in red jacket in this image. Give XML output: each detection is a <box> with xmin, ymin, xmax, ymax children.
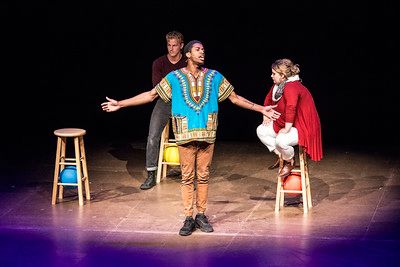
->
<box><xmin>256</xmin><ymin>58</ymin><xmax>323</xmax><ymax>178</ymax></box>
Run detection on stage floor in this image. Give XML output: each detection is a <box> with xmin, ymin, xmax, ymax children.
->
<box><xmin>1</xmin><ymin>140</ymin><xmax>399</xmax><ymax>267</ymax></box>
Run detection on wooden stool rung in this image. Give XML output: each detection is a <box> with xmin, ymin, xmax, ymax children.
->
<box><xmin>280</xmin><ymin>189</ymin><xmax>303</xmax><ymax>193</ymax></box>
<box><xmin>59</xmin><ymin>162</ymin><xmax>77</xmax><ymax>166</ymax></box>
<box><xmin>58</xmin><ymin>182</ymin><xmax>78</xmax><ymax>186</ymax></box>
<box><xmin>64</xmin><ymin>157</ymin><xmax>78</xmax><ymax>161</ymax></box>
<box><xmin>161</xmin><ymin>162</ymin><xmax>180</xmax><ymax>165</ymax></box>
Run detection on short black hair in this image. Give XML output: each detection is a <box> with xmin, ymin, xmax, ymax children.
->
<box><xmin>183</xmin><ymin>40</ymin><xmax>202</xmax><ymax>54</ymax></box>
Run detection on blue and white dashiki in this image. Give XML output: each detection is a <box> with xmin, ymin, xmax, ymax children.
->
<box><xmin>155</xmin><ymin>67</ymin><xmax>234</xmax><ymax>145</ymax></box>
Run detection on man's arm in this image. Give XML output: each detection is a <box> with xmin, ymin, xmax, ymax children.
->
<box><xmin>101</xmin><ymin>88</ymin><xmax>159</xmax><ymax>112</ymax></box>
<box><xmin>228</xmin><ymin>91</ymin><xmax>280</xmax><ymax>120</ymax></box>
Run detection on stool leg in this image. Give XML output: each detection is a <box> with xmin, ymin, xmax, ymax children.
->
<box><xmin>52</xmin><ymin>137</ymin><xmax>62</xmax><ymax>205</ymax></box>
<box><xmin>162</xmin><ymin>164</ymin><xmax>167</xmax><ymax>180</ymax></box>
<box><xmin>304</xmin><ymin>156</ymin><xmax>312</xmax><ymax>209</ymax></box>
<box><xmin>299</xmin><ymin>148</ymin><xmax>308</xmax><ymax>213</ymax></box>
<box><xmin>156</xmin><ymin>123</ymin><xmax>168</xmax><ymax>183</ymax></box>
<box><xmin>274</xmin><ymin>175</ymin><xmax>282</xmax><ymax>213</ymax></box>
<box><xmin>279</xmin><ymin>159</ymin><xmax>285</xmax><ymax>208</ymax></box>
<box><xmin>79</xmin><ymin>136</ymin><xmax>90</xmax><ymax>201</ymax></box>
<box><xmin>74</xmin><ymin>137</ymin><xmax>84</xmax><ymax>206</ymax></box>
<box><xmin>58</xmin><ymin>137</ymin><xmax>67</xmax><ymax>200</ymax></box>
<box><xmin>299</xmin><ymin>146</ymin><xmax>314</xmax><ymax>213</ymax></box>
<box><xmin>274</xmin><ymin>158</ymin><xmax>284</xmax><ymax>213</ymax></box>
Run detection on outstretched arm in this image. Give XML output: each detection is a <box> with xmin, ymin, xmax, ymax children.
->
<box><xmin>228</xmin><ymin>91</ymin><xmax>280</xmax><ymax>120</ymax></box>
<box><xmin>101</xmin><ymin>88</ymin><xmax>159</xmax><ymax>112</ymax></box>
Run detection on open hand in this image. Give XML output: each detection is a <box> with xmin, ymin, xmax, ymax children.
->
<box><xmin>262</xmin><ymin>104</ymin><xmax>280</xmax><ymax>120</ymax></box>
<box><xmin>101</xmin><ymin>96</ymin><xmax>120</xmax><ymax>112</ymax></box>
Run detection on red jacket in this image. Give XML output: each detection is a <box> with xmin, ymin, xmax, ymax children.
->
<box><xmin>264</xmin><ymin>80</ymin><xmax>323</xmax><ymax>161</ymax></box>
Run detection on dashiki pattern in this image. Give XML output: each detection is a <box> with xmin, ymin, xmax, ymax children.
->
<box><xmin>155</xmin><ymin>67</ymin><xmax>234</xmax><ymax>145</ymax></box>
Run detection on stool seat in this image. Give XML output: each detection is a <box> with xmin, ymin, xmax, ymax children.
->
<box><xmin>52</xmin><ymin>128</ymin><xmax>90</xmax><ymax>206</ymax></box>
<box><xmin>54</xmin><ymin>128</ymin><xmax>86</xmax><ymax>137</ymax></box>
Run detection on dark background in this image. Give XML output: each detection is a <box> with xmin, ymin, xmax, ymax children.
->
<box><xmin>2</xmin><ymin>1</ymin><xmax>397</xmax><ymax>159</ymax></box>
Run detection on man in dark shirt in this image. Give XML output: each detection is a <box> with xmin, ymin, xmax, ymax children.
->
<box><xmin>140</xmin><ymin>31</ymin><xmax>186</xmax><ymax>190</ymax></box>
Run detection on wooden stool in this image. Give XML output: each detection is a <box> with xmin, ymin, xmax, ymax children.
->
<box><xmin>275</xmin><ymin>146</ymin><xmax>312</xmax><ymax>213</ymax></box>
<box><xmin>52</xmin><ymin>128</ymin><xmax>90</xmax><ymax>206</ymax></box>
<box><xmin>156</xmin><ymin>119</ymin><xmax>180</xmax><ymax>183</ymax></box>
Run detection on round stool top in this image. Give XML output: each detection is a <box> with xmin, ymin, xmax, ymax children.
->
<box><xmin>54</xmin><ymin>128</ymin><xmax>86</xmax><ymax>137</ymax></box>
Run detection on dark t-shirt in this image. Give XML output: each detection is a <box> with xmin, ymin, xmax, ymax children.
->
<box><xmin>152</xmin><ymin>55</ymin><xmax>187</xmax><ymax>86</ymax></box>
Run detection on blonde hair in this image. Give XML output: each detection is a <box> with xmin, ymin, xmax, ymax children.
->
<box><xmin>271</xmin><ymin>58</ymin><xmax>300</xmax><ymax>79</ymax></box>
<box><xmin>166</xmin><ymin>31</ymin><xmax>184</xmax><ymax>44</ymax></box>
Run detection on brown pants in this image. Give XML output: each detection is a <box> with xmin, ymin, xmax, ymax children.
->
<box><xmin>178</xmin><ymin>141</ymin><xmax>215</xmax><ymax>217</ymax></box>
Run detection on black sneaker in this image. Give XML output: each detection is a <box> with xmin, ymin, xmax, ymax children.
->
<box><xmin>195</xmin><ymin>213</ymin><xmax>214</xmax><ymax>232</ymax></box>
<box><xmin>179</xmin><ymin>216</ymin><xmax>196</xmax><ymax>236</ymax></box>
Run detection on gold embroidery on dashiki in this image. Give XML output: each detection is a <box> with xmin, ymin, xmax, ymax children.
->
<box><xmin>206</xmin><ymin>112</ymin><xmax>218</xmax><ymax>131</ymax></box>
<box><xmin>171</xmin><ymin>115</ymin><xmax>216</xmax><ymax>145</ymax></box>
<box><xmin>172</xmin><ymin>116</ymin><xmax>188</xmax><ymax>134</ymax></box>
<box><xmin>174</xmin><ymin>130</ymin><xmax>217</xmax><ymax>145</ymax></box>
<box><xmin>178</xmin><ymin>68</ymin><xmax>215</xmax><ymax>113</ymax></box>
<box><xmin>187</xmin><ymin>71</ymin><xmax>204</xmax><ymax>103</ymax></box>
<box><xmin>218</xmin><ymin>78</ymin><xmax>234</xmax><ymax>102</ymax></box>
<box><xmin>155</xmin><ymin>78</ymin><xmax>172</xmax><ymax>103</ymax></box>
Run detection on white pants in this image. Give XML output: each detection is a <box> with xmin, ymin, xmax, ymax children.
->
<box><xmin>256</xmin><ymin>123</ymin><xmax>298</xmax><ymax>161</ymax></box>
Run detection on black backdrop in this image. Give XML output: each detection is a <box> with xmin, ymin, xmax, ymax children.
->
<box><xmin>3</xmin><ymin>1</ymin><xmax>397</xmax><ymax>158</ymax></box>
